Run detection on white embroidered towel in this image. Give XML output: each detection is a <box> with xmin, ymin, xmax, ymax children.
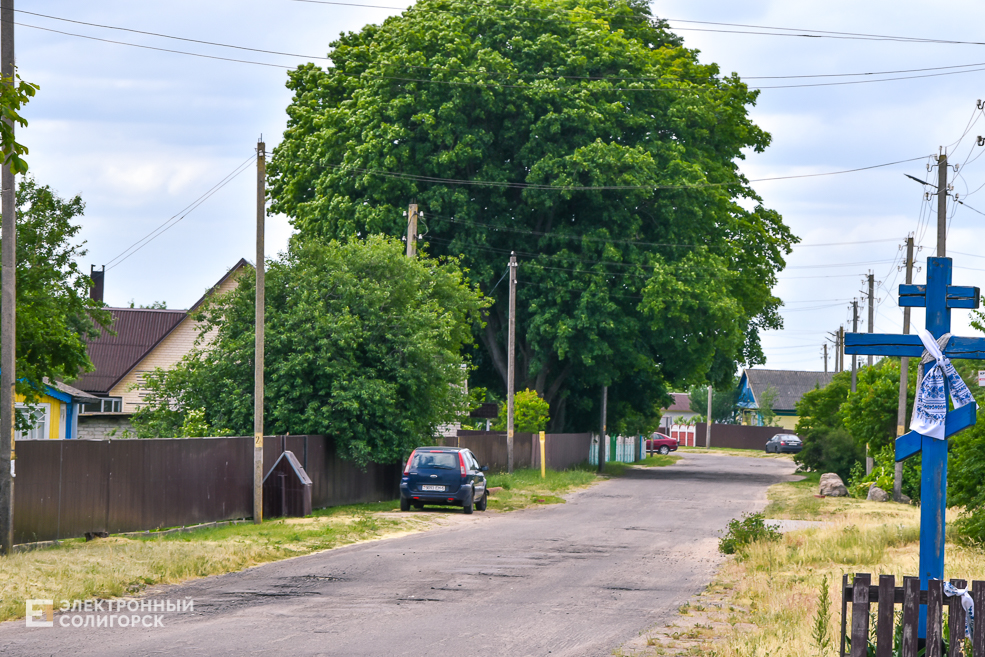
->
<box><xmin>909</xmin><ymin>329</ymin><xmax>976</xmax><ymax>440</ymax></box>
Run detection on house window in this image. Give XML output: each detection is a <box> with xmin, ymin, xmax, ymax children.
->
<box><xmin>80</xmin><ymin>397</ymin><xmax>123</xmax><ymax>414</ymax></box>
<box><xmin>15</xmin><ymin>403</ymin><xmax>50</xmax><ymax>440</ymax></box>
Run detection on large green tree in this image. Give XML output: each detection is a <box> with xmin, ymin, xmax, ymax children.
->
<box><xmin>268</xmin><ymin>0</ymin><xmax>795</xmax><ymax>430</ymax></box>
<box><xmin>4</xmin><ymin>179</ymin><xmax>110</xmax><ymax>405</ymax></box>
<box><xmin>130</xmin><ymin>236</ymin><xmax>486</xmax><ymax>466</ymax></box>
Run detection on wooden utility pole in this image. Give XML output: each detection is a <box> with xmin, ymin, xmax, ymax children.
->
<box><xmin>405</xmin><ymin>203</ymin><xmax>418</xmax><ymax>257</ymax></box>
<box><xmin>851</xmin><ymin>301</ymin><xmax>858</xmax><ymax>393</ymax></box>
<box><xmin>937</xmin><ymin>153</ymin><xmax>948</xmax><ymax>258</ymax></box>
<box><xmin>0</xmin><ymin>0</ymin><xmax>16</xmax><ymax>556</ymax></box>
<box><xmin>506</xmin><ymin>253</ymin><xmax>517</xmax><ymax>474</ymax></box>
<box><xmin>597</xmin><ymin>386</ymin><xmax>607</xmax><ymax>473</ymax></box>
<box><xmin>706</xmin><ymin>385</ymin><xmax>712</xmax><ymax>448</ymax></box>
<box><xmin>867</xmin><ymin>272</ymin><xmax>875</xmax><ymax>367</ymax></box>
<box><xmin>253</xmin><ymin>139</ymin><xmax>265</xmax><ymax>525</ymax></box>
<box><xmin>894</xmin><ymin>236</ymin><xmax>915</xmax><ymax>502</ymax></box>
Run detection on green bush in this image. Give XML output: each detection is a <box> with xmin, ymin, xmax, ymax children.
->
<box><xmin>718</xmin><ymin>512</ymin><xmax>782</xmax><ymax>555</ymax></box>
<box><xmin>493</xmin><ymin>389</ymin><xmax>550</xmax><ymax>432</ymax></box>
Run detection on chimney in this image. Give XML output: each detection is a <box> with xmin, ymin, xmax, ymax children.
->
<box><xmin>90</xmin><ymin>265</ymin><xmax>105</xmax><ymax>302</ymax></box>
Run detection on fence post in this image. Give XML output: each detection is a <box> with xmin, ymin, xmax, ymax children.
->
<box><xmin>841</xmin><ymin>573</ymin><xmax>850</xmax><ymax>657</ymax></box>
<box><xmin>927</xmin><ymin>579</ymin><xmax>943</xmax><ymax>657</ymax></box>
<box><xmin>902</xmin><ymin>576</ymin><xmax>921</xmax><ymax>657</ymax></box>
<box><xmin>851</xmin><ymin>573</ymin><xmax>872</xmax><ymax>657</ymax></box>
<box><xmin>948</xmin><ymin>579</ymin><xmax>967</xmax><ymax>657</ymax></box>
<box><xmin>972</xmin><ymin>580</ymin><xmax>984</xmax><ymax>657</ymax></box>
<box><xmin>876</xmin><ymin>574</ymin><xmax>895</xmax><ymax>657</ymax></box>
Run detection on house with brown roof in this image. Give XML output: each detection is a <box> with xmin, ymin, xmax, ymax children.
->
<box><xmin>657</xmin><ymin>392</ymin><xmax>698</xmax><ymax>433</ymax></box>
<box><xmin>73</xmin><ymin>259</ymin><xmax>249</xmax><ymax>438</ymax></box>
<box><xmin>736</xmin><ymin>368</ymin><xmax>835</xmax><ymax>430</ymax></box>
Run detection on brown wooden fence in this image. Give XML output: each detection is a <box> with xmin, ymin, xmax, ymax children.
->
<box><xmin>842</xmin><ymin>573</ymin><xmax>985</xmax><ymax>657</ymax></box>
<box><xmin>443</xmin><ymin>431</ymin><xmax>592</xmax><ymax>472</ymax></box>
<box><xmin>13</xmin><ymin>435</ymin><xmax>400</xmax><ymax>545</ymax></box>
<box><xmin>694</xmin><ymin>423</ymin><xmax>796</xmax><ymax>450</ymax></box>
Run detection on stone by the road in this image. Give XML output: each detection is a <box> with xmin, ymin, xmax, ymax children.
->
<box><xmin>819</xmin><ymin>472</ymin><xmax>849</xmax><ymax>497</ymax></box>
<box><xmin>867</xmin><ymin>486</ymin><xmax>890</xmax><ymax>502</ymax></box>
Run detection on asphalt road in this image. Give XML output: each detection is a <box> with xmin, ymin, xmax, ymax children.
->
<box><xmin>0</xmin><ymin>453</ymin><xmax>797</xmax><ymax>656</ymax></box>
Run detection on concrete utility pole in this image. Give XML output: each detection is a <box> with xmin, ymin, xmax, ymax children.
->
<box><xmin>839</xmin><ymin>326</ymin><xmax>845</xmax><ymax>372</ymax></box>
<box><xmin>823</xmin><ymin>343</ymin><xmax>828</xmax><ymax>373</ymax></box>
<box><xmin>937</xmin><ymin>153</ymin><xmax>948</xmax><ymax>258</ymax></box>
<box><xmin>0</xmin><ymin>0</ymin><xmax>16</xmax><ymax>557</ymax></box>
<box><xmin>253</xmin><ymin>139</ymin><xmax>265</xmax><ymax>525</ymax></box>
<box><xmin>597</xmin><ymin>386</ymin><xmax>607</xmax><ymax>473</ymax></box>
<box><xmin>894</xmin><ymin>236</ymin><xmax>915</xmax><ymax>502</ymax></box>
<box><xmin>851</xmin><ymin>301</ymin><xmax>858</xmax><ymax>394</ymax></box>
<box><xmin>405</xmin><ymin>203</ymin><xmax>418</xmax><ymax>257</ymax></box>
<box><xmin>506</xmin><ymin>253</ymin><xmax>517</xmax><ymax>474</ymax></box>
<box><xmin>706</xmin><ymin>385</ymin><xmax>712</xmax><ymax>448</ymax></box>
<box><xmin>867</xmin><ymin>272</ymin><xmax>875</xmax><ymax>367</ymax></box>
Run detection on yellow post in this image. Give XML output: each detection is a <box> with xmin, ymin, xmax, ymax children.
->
<box><xmin>539</xmin><ymin>431</ymin><xmax>546</xmax><ymax>479</ymax></box>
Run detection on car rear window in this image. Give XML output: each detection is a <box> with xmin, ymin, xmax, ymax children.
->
<box><xmin>410</xmin><ymin>451</ymin><xmax>459</xmax><ymax>470</ymax></box>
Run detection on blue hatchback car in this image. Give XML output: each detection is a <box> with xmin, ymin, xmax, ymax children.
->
<box><xmin>399</xmin><ymin>446</ymin><xmax>489</xmax><ymax>514</ymax></box>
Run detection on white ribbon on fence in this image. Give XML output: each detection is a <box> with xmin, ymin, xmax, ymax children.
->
<box><xmin>909</xmin><ymin>330</ymin><xmax>977</xmax><ymax>440</ymax></box>
<box><xmin>943</xmin><ymin>581</ymin><xmax>975</xmax><ymax>639</ymax></box>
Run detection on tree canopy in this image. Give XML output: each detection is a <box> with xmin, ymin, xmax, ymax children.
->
<box><xmin>4</xmin><ymin>179</ymin><xmax>110</xmax><ymax>404</ymax></box>
<box><xmin>130</xmin><ymin>236</ymin><xmax>487</xmax><ymax>466</ymax></box>
<box><xmin>268</xmin><ymin>0</ymin><xmax>795</xmax><ymax>431</ymax></box>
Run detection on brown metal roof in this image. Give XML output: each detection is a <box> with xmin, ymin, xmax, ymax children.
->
<box><xmin>74</xmin><ymin>308</ymin><xmax>187</xmax><ymax>394</ymax></box>
<box><xmin>662</xmin><ymin>393</ymin><xmax>692</xmax><ymax>413</ymax></box>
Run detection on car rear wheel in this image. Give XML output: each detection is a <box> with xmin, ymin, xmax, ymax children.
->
<box><xmin>658</xmin><ymin>446</ymin><xmax>670</xmax><ymax>455</ymax></box>
<box><xmin>463</xmin><ymin>489</ymin><xmax>475</xmax><ymax>515</ymax></box>
<box><xmin>400</xmin><ymin>496</ymin><xmax>410</xmax><ymax>512</ymax></box>
<box><xmin>476</xmin><ymin>491</ymin><xmax>488</xmax><ymax>511</ymax></box>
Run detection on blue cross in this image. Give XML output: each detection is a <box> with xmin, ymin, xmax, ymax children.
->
<box><xmin>845</xmin><ymin>257</ymin><xmax>982</xmax><ymax>638</ymax></box>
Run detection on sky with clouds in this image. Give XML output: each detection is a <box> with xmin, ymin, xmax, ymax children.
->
<box><xmin>15</xmin><ymin>1</ymin><xmax>985</xmax><ymax>373</ymax></box>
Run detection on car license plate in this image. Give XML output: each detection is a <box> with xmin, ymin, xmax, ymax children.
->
<box><xmin>421</xmin><ymin>485</ymin><xmax>445</xmax><ymax>491</ymax></box>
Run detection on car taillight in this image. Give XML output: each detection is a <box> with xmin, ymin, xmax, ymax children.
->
<box><xmin>459</xmin><ymin>452</ymin><xmax>467</xmax><ymax>477</ymax></box>
<box><xmin>404</xmin><ymin>452</ymin><xmax>415</xmax><ymax>475</ymax></box>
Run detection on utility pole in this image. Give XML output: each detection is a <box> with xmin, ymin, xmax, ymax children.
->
<box><xmin>706</xmin><ymin>385</ymin><xmax>712</xmax><ymax>448</ymax></box>
<box><xmin>839</xmin><ymin>326</ymin><xmax>845</xmax><ymax>372</ymax></box>
<box><xmin>894</xmin><ymin>236</ymin><xmax>915</xmax><ymax>502</ymax></box>
<box><xmin>867</xmin><ymin>272</ymin><xmax>875</xmax><ymax>367</ymax></box>
<box><xmin>405</xmin><ymin>203</ymin><xmax>418</xmax><ymax>257</ymax></box>
<box><xmin>597</xmin><ymin>386</ymin><xmax>607</xmax><ymax>473</ymax></box>
<box><xmin>0</xmin><ymin>0</ymin><xmax>16</xmax><ymax>556</ymax></box>
<box><xmin>823</xmin><ymin>343</ymin><xmax>828</xmax><ymax>373</ymax></box>
<box><xmin>851</xmin><ymin>301</ymin><xmax>858</xmax><ymax>393</ymax></box>
<box><xmin>506</xmin><ymin>253</ymin><xmax>517</xmax><ymax>474</ymax></box>
<box><xmin>937</xmin><ymin>153</ymin><xmax>948</xmax><ymax>258</ymax></box>
<box><xmin>253</xmin><ymin>139</ymin><xmax>265</xmax><ymax>525</ymax></box>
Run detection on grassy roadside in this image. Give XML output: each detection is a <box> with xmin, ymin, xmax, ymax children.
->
<box><xmin>0</xmin><ymin>458</ymin><xmax>678</xmax><ymax>622</ymax></box>
<box><xmin>630</xmin><ymin>473</ymin><xmax>985</xmax><ymax>657</ymax></box>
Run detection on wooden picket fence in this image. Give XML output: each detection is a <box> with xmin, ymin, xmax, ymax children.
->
<box><xmin>841</xmin><ymin>573</ymin><xmax>985</xmax><ymax>657</ymax></box>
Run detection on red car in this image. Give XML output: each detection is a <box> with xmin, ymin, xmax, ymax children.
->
<box><xmin>646</xmin><ymin>433</ymin><xmax>679</xmax><ymax>455</ymax></box>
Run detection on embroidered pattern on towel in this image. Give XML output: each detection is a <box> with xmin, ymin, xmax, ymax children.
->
<box><xmin>943</xmin><ymin>581</ymin><xmax>975</xmax><ymax>639</ymax></box>
<box><xmin>910</xmin><ymin>329</ymin><xmax>977</xmax><ymax>440</ymax></box>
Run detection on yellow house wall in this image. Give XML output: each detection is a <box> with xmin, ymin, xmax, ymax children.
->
<box><xmin>15</xmin><ymin>391</ymin><xmax>64</xmax><ymax>439</ymax></box>
<box><xmin>109</xmin><ymin>273</ymin><xmax>242</xmax><ymax>412</ymax></box>
<box><xmin>775</xmin><ymin>415</ymin><xmax>799</xmax><ymax>431</ymax></box>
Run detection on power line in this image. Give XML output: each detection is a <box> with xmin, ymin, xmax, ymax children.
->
<box><xmin>105</xmin><ymin>155</ymin><xmax>257</xmax><ymax>270</ymax></box>
<box><xmin>327</xmin><ymin>155</ymin><xmax>927</xmax><ymax>192</ymax></box>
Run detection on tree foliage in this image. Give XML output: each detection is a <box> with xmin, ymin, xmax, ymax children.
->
<box><xmin>130</xmin><ymin>236</ymin><xmax>487</xmax><ymax>465</ymax></box>
<box><xmin>492</xmin><ymin>388</ymin><xmax>550</xmax><ymax>432</ymax></box>
<box><xmin>0</xmin><ymin>72</ymin><xmax>39</xmax><ymax>174</ymax></box>
<box><xmin>4</xmin><ymin>179</ymin><xmax>110</xmax><ymax>405</ymax></box>
<box><xmin>793</xmin><ymin>371</ymin><xmax>860</xmax><ymax>482</ymax></box>
<box><xmin>268</xmin><ymin>0</ymin><xmax>795</xmax><ymax>431</ymax></box>
<box><xmin>689</xmin><ymin>381</ymin><xmax>739</xmax><ymax>424</ymax></box>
